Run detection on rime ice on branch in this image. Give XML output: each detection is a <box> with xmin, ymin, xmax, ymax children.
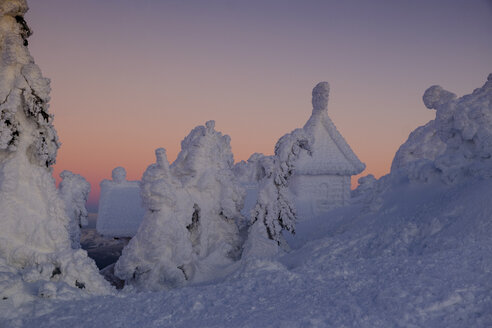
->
<box><xmin>249</xmin><ymin>129</ymin><xmax>311</xmax><ymax>249</ymax></box>
<box><xmin>0</xmin><ymin>0</ymin><xmax>110</xmax><ymax>304</ymax></box>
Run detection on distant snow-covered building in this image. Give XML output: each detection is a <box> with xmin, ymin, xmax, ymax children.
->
<box><xmin>96</xmin><ymin>167</ymin><xmax>145</xmax><ymax>237</ymax></box>
<box><xmin>290</xmin><ymin>82</ymin><xmax>365</xmax><ymax>218</ymax></box>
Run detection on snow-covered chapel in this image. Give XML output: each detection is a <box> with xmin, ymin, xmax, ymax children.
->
<box><xmin>290</xmin><ymin>82</ymin><xmax>365</xmax><ymax>218</ymax></box>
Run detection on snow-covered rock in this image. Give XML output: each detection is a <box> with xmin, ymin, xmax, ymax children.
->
<box><xmin>427</xmin><ymin>75</ymin><xmax>492</xmax><ymax>182</ymax></box>
<box><xmin>58</xmin><ymin>170</ymin><xmax>91</xmax><ymax>249</ymax></box>
<box><xmin>0</xmin><ymin>0</ymin><xmax>111</xmax><ymax>309</ymax></box>
<box><xmin>387</xmin><ymin>74</ymin><xmax>492</xmax><ymax>185</ymax></box>
<box><xmin>391</xmin><ymin>119</ymin><xmax>446</xmax><ymax>173</ymax></box>
<box><xmin>115</xmin><ymin>121</ymin><xmax>245</xmax><ymax>290</ymax></box>
<box><xmin>96</xmin><ymin>167</ymin><xmax>145</xmax><ymax>238</ymax></box>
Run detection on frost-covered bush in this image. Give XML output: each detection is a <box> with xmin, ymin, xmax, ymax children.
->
<box><xmin>58</xmin><ymin>170</ymin><xmax>91</xmax><ymax>249</ymax></box>
<box><xmin>0</xmin><ymin>0</ymin><xmax>111</xmax><ymax>306</ymax></box>
<box><xmin>115</xmin><ymin>121</ymin><xmax>245</xmax><ymax>290</ymax></box>
<box><xmin>115</xmin><ymin>149</ymin><xmax>193</xmax><ymax>290</ymax></box>
<box><xmin>233</xmin><ymin>152</ymin><xmax>266</xmax><ymax>184</ymax></box>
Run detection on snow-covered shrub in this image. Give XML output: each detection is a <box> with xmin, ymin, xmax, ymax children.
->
<box><xmin>233</xmin><ymin>152</ymin><xmax>266</xmax><ymax>184</ymax></box>
<box><xmin>115</xmin><ymin>149</ymin><xmax>193</xmax><ymax>290</ymax></box>
<box><xmin>0</xmin><ymin>0</ymin><xmax>111</xmax><ymax>305</ymax></box>
<box><xmin>247</xmin><ymin>128</ymin><xmax>311</xmax><ymax>252</ymax></box>
<box><xmin>58</xmin><ymin>170</ymin><xmax>91</xmax><ymax>249</ymax></box>
<box><xmin>115</xmin><ymin>121</ymin><xmax>245</xmax><ymax>290</ymax></box>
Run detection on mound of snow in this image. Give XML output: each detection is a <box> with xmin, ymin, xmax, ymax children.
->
<box><xmin>96</xmin><ymin>167</ymin><xmax>145</xmax><ymax>238</ymax></box>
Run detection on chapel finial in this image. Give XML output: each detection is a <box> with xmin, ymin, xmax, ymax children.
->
<box><xmin>312</xmin><ymin>82</ymin><xmax>330</xmax><ymax>113</ymax></box>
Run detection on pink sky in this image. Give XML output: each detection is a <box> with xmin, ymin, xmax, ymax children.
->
<box><xmin>25</xmin><ymin>0</ymin><xmax>492</xmax><ymax>210</ymax></box>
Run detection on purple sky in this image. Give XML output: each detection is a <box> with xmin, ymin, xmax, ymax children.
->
<box><xmin>24</xmin><ymin>0</ymin><xmax>492</xmax><ymax>210</ymax></box>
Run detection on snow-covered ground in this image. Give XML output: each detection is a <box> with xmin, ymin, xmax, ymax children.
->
<box><xmin>4</xmin><ymin>175</ymin><xmax>491</xmax><ymax>327</ymax></box>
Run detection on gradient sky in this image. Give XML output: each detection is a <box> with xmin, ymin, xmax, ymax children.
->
<box><xmin>25</xmin><ymin>0</ymin><xmax>492</xmax><ymax>210</ymax></box>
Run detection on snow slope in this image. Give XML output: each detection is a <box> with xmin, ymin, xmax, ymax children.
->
<box><xmin>8</xmin><ymin>176</ymin><xmax>492</xmax><ymax>327</ymax></box>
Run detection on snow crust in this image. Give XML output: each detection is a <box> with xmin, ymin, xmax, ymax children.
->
<box><xmin>0</xmin><ymin>1</ymin><xmax>111</xmax><ymax>310</ymax></box>
<box><xmin>115</xmin><ymin>121</ymin><xmax>245</xmax><ymax>290</ymax></box>
<box><xmin>96</xmin><ymin>167</ymin><xmax>145</xmax><ymax>238</ymax></box>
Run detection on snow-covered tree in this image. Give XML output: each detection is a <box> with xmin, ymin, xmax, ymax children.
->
<box><xmin>58</xmin><ymin>170</ymin><xmax>91</xmax><ymax>249</ymax></box>
<box><xmin>115</xmin><ymin>148</ymin><xmax>194</xmax><ymax>290</ymax></box>
<box><xmin>115</xmin><ymin>121</ymin><xmax>245</xmax><ymax>290</ymax></box>
<box><xmin>250</xmin><ymin>128</ymin><xmax>311</xmax><ymax>247</ymax></box>
<box><xmin>0</xmin><ymin>0</ymin><xmax>110</xmax><ymax>304</ymax></box>
<box><xmin>233</xmin><ymin>152</ymin><xmax>266</xmax><ymax>184</ymax></box>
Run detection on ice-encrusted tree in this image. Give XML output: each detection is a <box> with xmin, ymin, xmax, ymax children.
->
<box><xmin>249</xmin><ymin>128</ymin><xmax>311</xmax><ymax>248</ymax></box>
<box><xmin>115</xmin><ymin>148</ymin><xmax>194</xmax><ymax>290</ymax></box>
<box><xmin>0</xmin><ymin>0</ymin><xmax>110</xmax><ymax>304</ymax></box>
<box><xmin>58</xmin><ymin>170</ymin><xmax>91</xmax><ymax>249</ymax></box>
<box><xmin>116</xmin><ymin>121</ymin><xmax>245</xmax><ymax>290</ymax></box>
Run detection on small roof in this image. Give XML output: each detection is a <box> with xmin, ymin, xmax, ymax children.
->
<box><xmin>295</xmin><ymin>82</ymin><xmax>365</xmax><ymax>176</ymax></box>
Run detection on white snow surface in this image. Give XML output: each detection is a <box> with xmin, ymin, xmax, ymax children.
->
<box><xmin>96</xmin><ymin>167</ymin><xmax>145</xmax><ymax>238</ymax></box>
